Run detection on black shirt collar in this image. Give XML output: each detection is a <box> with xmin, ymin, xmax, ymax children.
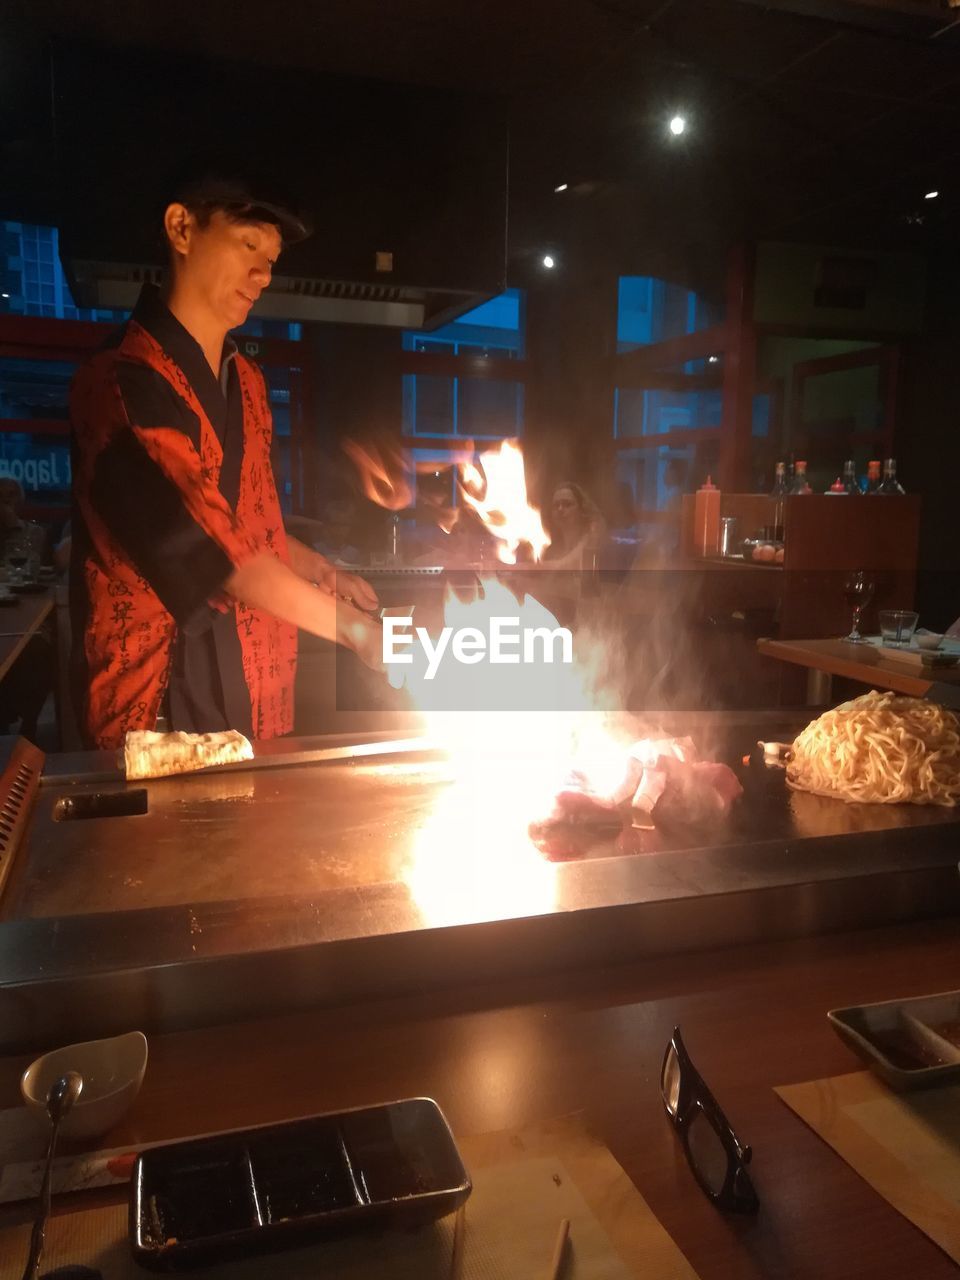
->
<box><xmin>131</xmin><ymin>284</ymin><xmax>238</xmax><ymax>438</ymax></box>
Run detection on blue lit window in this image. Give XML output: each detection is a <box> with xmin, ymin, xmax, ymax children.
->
<box><xmin>752</xmin><ymin>394</ymin><xmax>771</xmax><ymax>438</ymax></box>
<box><xmin>1</xmin><ymin>222</ymin><xmax>128</xmax><ymax>323</ymax></box>
<box><xmin>402</xmin><ymin>289</ymin><xmax>525</xmax><ymax>442</ymax></box>
<box><xmin>616</xmin><ymin>276</ymin><xmax>723</xmax><ymax>352</ymax></box>
<box><xmin>614</xmin><ymin>276</ymin><xmax>725</xmax><ymax>514</ymax></box>
<box><xmin>235</xmin><ymin>317</ymin><xmax>302</xmax><ymax>341</ymax></box>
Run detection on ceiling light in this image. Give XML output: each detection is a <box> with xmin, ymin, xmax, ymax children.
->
<box><xmin>0</xmin><ymin>293</ymin><xmax>8</xmax><ymax>299</ymax></box>
<box><xmin>925</xmin><ymin>190</ymin><xmax>939</xmax><ymax>200</ymax></box>
<box><xmin>542</xmin><ymin>254</ymin><xmax>556</xmax><ymax>269</ymax></box>
<box><xmin>668</xmin><ymin>115</ymin><xmax>687</xmax><ymax>137</ymax></box>
<box><xmin>707</xmin><ymin>355</ymin><xmax>719</xmax><ymax>364</ymax></box>
<box><xmin>554</xmin><ymin>183</ymin><xmax>568</xmax><ymax>193</ymax></box>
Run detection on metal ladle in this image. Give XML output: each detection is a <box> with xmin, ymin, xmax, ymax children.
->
<box><xmin>20</xmin><ymin>1072</ymin><xmax>83</xmax><ymax>1280</ymax></box>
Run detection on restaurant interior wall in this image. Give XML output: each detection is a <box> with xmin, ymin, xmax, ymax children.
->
<box><xmin>757</xmin><ymin>336</ymin><xmax>885</xmax><ymax>489</ymax></box>
<box><xmin>753</xmin><ymin>242</ymin><xmax>926</xmax><ymax>335</ymax></box>
<box><xmin>896</xmin><ymin>246</ymin><xmax>960</xmax><ymax>632</ymax></box>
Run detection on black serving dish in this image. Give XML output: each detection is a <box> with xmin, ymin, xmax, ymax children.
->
<box><xmin>129</xmin><ymin>1097</ymin><xmax>471</xmax><ymax>1272</ymax></box>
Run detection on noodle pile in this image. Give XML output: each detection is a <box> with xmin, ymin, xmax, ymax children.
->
<box><xmin>787</xmin><ymin>690</ymin><xmax>960</xmax><ymax>806</ymax></box>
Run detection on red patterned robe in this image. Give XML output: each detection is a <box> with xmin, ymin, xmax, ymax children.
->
<box><xmin>69</xmin><ymin>287</ymin><xmax>297</xmax><ymax>749</ymax></box>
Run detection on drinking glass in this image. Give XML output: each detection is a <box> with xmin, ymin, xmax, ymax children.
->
<box><xmin>879</xmin><ymin>610</ymin><xmax>919</xmax><ymax>647</ymax></box>
<box><xmin>3</xmin><ymin>529</ymin><xmax>30</xmax><ymax>585</ymax></box>
<box><xmin>842</xmin><ymin>570</ymin><xmax>875</xmax><ymax>643</ymax></box>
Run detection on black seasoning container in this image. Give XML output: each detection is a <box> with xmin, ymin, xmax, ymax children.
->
<box><xmin>129</xmin><ymin>1098</ymin><xmax>471</xmax><ymax>1271</ymax></box>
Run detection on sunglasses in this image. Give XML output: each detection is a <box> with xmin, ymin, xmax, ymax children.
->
<box><xmin>660</xmin><ymin>1026</ymin><xmax>759</xmax><ymax>1213</ymax></box>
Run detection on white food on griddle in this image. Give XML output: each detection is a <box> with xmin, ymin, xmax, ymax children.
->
<box><xmin>123</xmin><ymin>730</ymin><xmax>254</xmax><ymax>780</ymax></box>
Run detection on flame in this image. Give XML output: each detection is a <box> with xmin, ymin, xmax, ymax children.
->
<box><xmin>342</xmin><ymin>438</ymin><xmax>413</xmax><ymax>511</ymax></box>
<box><xmin>396</xmin><ymin>575</ymin><xmax>633</xmax><ymax>921</ymax></box>
<box><xmin>458</xmin><ymin>439</ymin><xmax>549</xmax><ymax>564</ymax></box>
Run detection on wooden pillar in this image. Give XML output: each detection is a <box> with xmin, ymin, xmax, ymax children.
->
<box><xmin>720</xmin><ymin>243</ymin><xmax>757</xmax><ymax>492</ymax></box>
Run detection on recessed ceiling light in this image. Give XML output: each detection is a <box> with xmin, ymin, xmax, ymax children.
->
<box><xmin>542</xmin><ymin>254</ymin><xmax>556</xmax><ymax>269</ymax></box>
<box><xmin>707</xmin><ymin>355</ymin><xmax>719</xmax><ymax>364</ymax></box>
<box><xmin>669</xmin><ymin>115</ymin><xmax>687</xmax><ymax>137</ymax></box>
<box><xmin>554</xmin><ymin>183</ymin><xmax>568</xmax><ymax>193</ymax></box>
<box><xmin>925</xmin><ymin>190</ymin><xmax>939</xmax><ymax>200</ymax></box>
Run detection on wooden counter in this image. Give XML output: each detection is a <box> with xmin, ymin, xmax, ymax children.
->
<box><xmin>0</xmin><ymin>589</ymin><xmax>54</xmax><ymax>684</ymax></box>
<box><xmin>1</xmin><ymin>918</ymin><xmax>958</xmax><ymax>1279</ymax></box>
<box><xmin>757</xmin><ymin>636</ymin><xmax>960</xmax><ymax>704</ymax></box>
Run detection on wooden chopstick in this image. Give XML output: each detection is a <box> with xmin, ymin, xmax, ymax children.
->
<box><xmin>450</xmin><ymin>1203</ymin><xmax>466</xmax><ymax>1278</ymax></box>
<box><xmin>548</xmin><ymin>1217</ymin><xmax>571</xmax><ymax>1280</ymax></box>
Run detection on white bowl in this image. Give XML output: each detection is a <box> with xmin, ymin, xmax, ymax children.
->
<box><xmin>915</xmin><ymin>631</ymin><xmax>945</xmax><ymax>651</ymax></box>
<box><xmin>21</xmin><ymin>1031</ymin><xmax>148</xmax><ymax>1140</ymax></box>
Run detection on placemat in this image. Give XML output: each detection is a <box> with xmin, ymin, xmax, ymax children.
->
<box><xmin>0</xmin><ymin>1115</ymin><xmax>700</xmax><ymax>1279</ymax></box>
<box><xmin>777</xmin><ymin>1070</ymin><xmax>960</xmax><ymax>1264</ymax></box>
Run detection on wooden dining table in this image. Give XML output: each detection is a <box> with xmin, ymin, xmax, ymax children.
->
<box><xmin>0</xmin><ymin>587</ymin><xmax>55</xmax><ymax>684</ymax></box>
<box><xmin>756</xmin><ymin>635</ymin><xmax>960</xmax><ymax>705</ymax></box>
<box><xmin>0</xmin><ymin>916</ymin><xmax>959</xmax><ymax>1279</ymax></box>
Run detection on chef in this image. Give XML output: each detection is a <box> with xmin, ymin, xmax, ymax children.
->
<box><xmin>69</xmin><ymin>172</ymin><xmax>382</xmax><ymax>749</ymax></box>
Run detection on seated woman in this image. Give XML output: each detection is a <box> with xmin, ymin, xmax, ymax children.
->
<box><xmin>542</xmin><ymin>482</ymin><xmax>606</xmax><ymax>569</ymax></box>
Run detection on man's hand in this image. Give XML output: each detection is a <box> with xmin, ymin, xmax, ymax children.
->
<box><xmin>226</xmin><ymin>553</ymin><xmax>385</xmax><ymax>676</ymax></box>
<box><xmin>336</xmin><ymin>603</ymin><xmax>385</xmax><ymax>672</ymax></box>
<box><xmin>333</xmin><ymin>569</ymin><xmax>378</xmax><ymax>613</ymax></box>
<box><xmin>286</xmin><ymin>535</ymin><xmax>378</xmax><ymax>612</ymax></box>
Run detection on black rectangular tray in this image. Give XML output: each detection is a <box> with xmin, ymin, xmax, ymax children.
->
<box><xmin>130</xmin><ymin>1097</ymin><xmax>471</xmax><ymax>1272</ymax></box>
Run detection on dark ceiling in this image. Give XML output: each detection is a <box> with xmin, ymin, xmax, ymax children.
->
<box><xmin>3</xmin><ymin>0</ymin><xmax>960</xmax><ymax>288</ymax></box>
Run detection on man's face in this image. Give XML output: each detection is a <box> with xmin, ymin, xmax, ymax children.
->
<box><xmin>170</xmin><ymin>208</ymin><xmax>283</xmax><ymax>329</ymax></box>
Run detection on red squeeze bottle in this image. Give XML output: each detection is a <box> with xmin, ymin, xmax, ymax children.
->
<box><xmin>694</xmin><ymin>475</ymin><xmax>721</xmax><ymax>556</ymax></box>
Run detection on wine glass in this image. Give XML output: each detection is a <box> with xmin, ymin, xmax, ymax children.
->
<box><xmin>842</xmin><ymin>570</ymin><xmax>875</xmax><ymax>644</ymax></box>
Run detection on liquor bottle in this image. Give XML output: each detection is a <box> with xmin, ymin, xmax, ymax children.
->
<box><xmin>825</xmin><ymin>478</ymin><xmax>846</xmax><ymax>494</ymax></box>
<box><xmin>788</xmin><ymin>460</ymin><xmax>812</xmax><ymax>495</ymax></box>
<box><xmin>770</xmin><ymin>461</ymin><xmax>788</xmax><ymax>541</ymax></box>
<box><xmin>876</xmin><ymin>458</ymin><xmax>906</xmax><ymax>496</ymax></box>
<box><xmin>842</xmin><ymin>460</ymin><xmax>861</xmax><ymax>496</ymax></box>
<box><xmin>865</xmin><ymin>460</ymin><xmax>882</xmax><ymax>494</ymax></box>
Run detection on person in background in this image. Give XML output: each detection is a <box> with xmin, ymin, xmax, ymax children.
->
<box><xmin>0</xmin><ymin>480</ymin><xmax>53</xmax><ymax>742</ymax></box>
<box><xmin>69</xmin><ymin>169</ymin><xmax>383</xmax><ymax>750</ymax></box>
<box><xmin>0</xmin><ymin>478</ymin><xmax>25</xmax><ymax>539</ymax></box>
<box><xmin>542</xmin><ymin>481</ymin><xmax>606</xmax><ymax>569</ymax></box>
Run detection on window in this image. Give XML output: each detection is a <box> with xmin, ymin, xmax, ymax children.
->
<box><xmin>614</xmin><ymin>386</ymin><xmax>723</xmax><ymax>440</ymax></box>
<box><xmin>0</xmin><ymin>429</ymin><xmax>71</xmax><ymax>506</ymax></box>
<box><xmin>1</xmin><ymin>222</ymin><xmax>128</xmax><ymax>323</ymax></box>
<box><xmin>617</xmin><ymin>276</ymin><xmax>723</xmax><ymax>352</ymax></box>
<box><xmin>262</xmin><ymin>364</ymin><xmax>303</xmax><ymax>514</ymax></box>
<box><xmin>236</xmin><ymin>317</ymin><xmax>302</xmax><ymax>341</ymax></box>
<box><xmin>402</xmin><ymin>289</ymin><xmax>525</xmax><ymax>448</ymax></box>
<box><xmin>613</xmin><ymin>277</ymin><xmax>726</xmax><ymax>520</ymax></box>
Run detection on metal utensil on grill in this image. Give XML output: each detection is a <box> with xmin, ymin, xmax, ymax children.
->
<box><xmin>20</xmin><ymin>1072</ymin><xmax>83</xmax><ymax>1280</ymax></box>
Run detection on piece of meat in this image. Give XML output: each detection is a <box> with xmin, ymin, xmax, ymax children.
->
<box><xmin>629</xmin><ymin>735</ymin><xmax>697</xmax><ymax>767</ymax></box>
<box><xmin>636</xmin><ymin>755</ymin><xmax>743</xmax><ymax>827</ymax></box>
<box><xmin>545</xmin><ymin>771</ymin><xmax>623</xmax><ymax>826</ymax></box>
